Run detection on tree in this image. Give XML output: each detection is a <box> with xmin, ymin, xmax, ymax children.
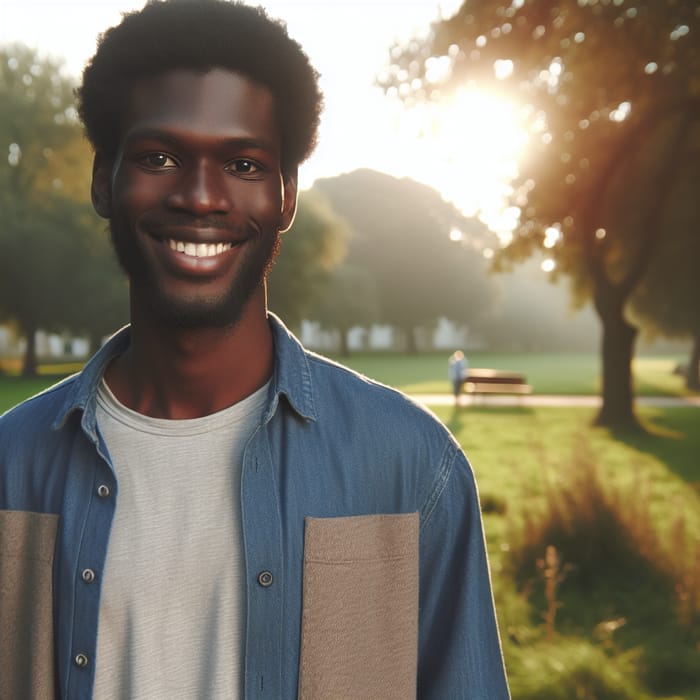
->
<box><xmin>62</xmin><ymin>221</ymin><xmax>130</xmax><ymax>354</ymax></box>
<box><xmin>267</xmin><ymin>189</ymin><xmax>349</xmax><ymax>330</ymax></box>
<box><xmin>382</xmin><ymin>1</ymin><xmax>700</xmax><ymax>427</ymax></box>
<box><xmin>314</xmin><ymin>169</ymin><xmax>497</xmax><ymax>352</ymax></box>
<box><xmin>307</xmin><ymin>264</ymin><xmax>380</xmax><ymax>356</ymax></box>
<box><xmin>0</xmin><ymin>194</ymin><xmax>98</xmax><ymax>375</ymax></box>
<box><xmin>0</xmin><ymin>44</ymin><xmax>127</xmax><ymax>374</ymax></box>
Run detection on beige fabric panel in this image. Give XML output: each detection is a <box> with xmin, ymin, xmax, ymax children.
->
<box><xmin>0</xmin><ymin>509</ymin><xmax>58</xmax><ymax>700</ymax></box>
<box><xmin>298</xmin><ymin>513</ymin><xmax>419</xmax><ymax>700</ymax></box>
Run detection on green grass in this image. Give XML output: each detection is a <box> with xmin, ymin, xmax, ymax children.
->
<box><xmin>432</xmin><ymin>404</ymin><xmax>700</xmax><ymax>699</ymax></box>
<box><xmin>0</xmin><ymin>375</ymin><xmax>73</xmax><ymax>414</ymax></box>
<box><xmin>434</xmin><ymin>405</ymin><xmax>700</xmax><ymax>547</ymax></box>
<box><xmin>329</xmin><ymin>351</ymin><xmax>690</xmax><ymax>396</ymax></box>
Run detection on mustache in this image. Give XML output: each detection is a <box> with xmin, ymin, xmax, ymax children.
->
<box><xmin>140</xmin><ymin>213</ymin><xmax>258</xmax><ymax>235</ymax></box>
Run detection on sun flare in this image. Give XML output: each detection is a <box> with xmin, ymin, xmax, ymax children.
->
<box><xmin>394</xmin><ymin>88</ymin><xmax>529</xmax><ymax>240</ymax></box>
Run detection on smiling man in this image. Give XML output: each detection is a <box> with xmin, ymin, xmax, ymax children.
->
<box><xmin>0</xmin><ymin>1</ymin><xmax>510</xmax><ymax>698</ymax></box>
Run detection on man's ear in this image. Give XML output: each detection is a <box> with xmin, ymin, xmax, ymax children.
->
<box><xmin>91</xmin><ymin>151</ymin><xmax>113</xmax><ymax>220</ymax></box>
<box><xmin>279</xmin><ymin>170</ymin><xmax>298</xmax><ymax>233</ymax></box>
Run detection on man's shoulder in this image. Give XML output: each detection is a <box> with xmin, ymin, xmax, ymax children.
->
<box><xmin>0</xmin><ymin>327</ymin><xmax>128</xmax><ymax>441</ymax></box>
<box><xmin>301</xmin><ymin>351</ymin><xmax>474</xmax><ymax>517</ymax></box>
<box><xmin>304</xmin><ymin>351</ymin><xmax>454</xmax><ymax>438</ymax></box>
<box><xmin>306</xmin><ymin>351</ymin><xmax>416</xmax><ymax>403</ymax></box>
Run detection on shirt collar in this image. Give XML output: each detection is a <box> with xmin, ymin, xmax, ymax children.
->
<box><xmin>265</xmin><ymin>312</ymin><xmax>317</xmax><ymax>423</ymax></box>
<box><xmin>52</xmin><ymin>314</ymin><xmax>317</xmax><ymax>436</ymax></box>
<box><xmin>52</xmin><ymin>326</ymin><xmax>131</xmax><ymax>440</ymax></box>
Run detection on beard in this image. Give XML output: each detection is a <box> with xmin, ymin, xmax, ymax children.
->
<box><xmin>108</xmin><ymin>215</ymin><xmax>281</xmax><ymax>329</ymax></box>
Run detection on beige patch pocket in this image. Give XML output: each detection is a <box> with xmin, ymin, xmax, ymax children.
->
<box><xmin>298</xmin><ymin>512</ymin><xmax>419</xmax><ymax>700</ymax></box>
<box><xmin>0</xmin><ymin>509</ymin><xmax>58</xmax><ymax>700</ymax></box>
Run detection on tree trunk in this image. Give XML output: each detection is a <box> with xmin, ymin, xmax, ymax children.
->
<box><xmin>21</xmin><ymin>323</ymin><xmax>38</xmax><ymax>378</ymax></box>
<box><xmin>338</xmin><ymin>327</ymin><xmax>351</xmax><ymax>358</ymax></box>
<box><xmin>687</xmin><ymin>333</ymin><xmax>700</xmax><ymax>392</ymax></box>
<box><xmin>594</xmin><ymin>298</ymin><xmax>640</xmax><ymax>430</ymax></box>
<box><xmin>580</xmin><ymin>110</ymin><xmax>694</xmax><ymax>431</ymax></box>
<box><xmin>404</xmin><ymin>326</ymin><xmax>418</xmax><ymax>354</ymax></box>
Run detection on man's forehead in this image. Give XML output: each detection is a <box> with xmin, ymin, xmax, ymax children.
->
<box><xmin>123</xmin><ymin>68</ymin><xmax>279</xmax><ymax>141</ymax></box>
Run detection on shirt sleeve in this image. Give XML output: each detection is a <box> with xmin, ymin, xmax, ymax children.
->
<box><xmin>417</xmin><ymin>444</ymin><xmax>511</xmax><ymax>698</ymax></box>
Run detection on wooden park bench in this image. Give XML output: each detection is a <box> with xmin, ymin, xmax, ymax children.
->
<box><xmin>462</xmin><ymin>369</ymin><xmax>532</xmax><ymax>399</ymax></box>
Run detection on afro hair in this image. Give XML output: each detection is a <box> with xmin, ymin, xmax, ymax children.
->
<box><xmin>77</xmin><ymin>0</ymin><xmax>323</xmax><ymax>172</ymax></box>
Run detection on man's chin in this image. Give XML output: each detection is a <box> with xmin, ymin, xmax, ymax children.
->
<box><xmin>143</xmin><ymin>293</ymin><xmax>248</xmax><ymax>330</ymax></box>
<box><xmin>110</xmin><ymin>220</ymin><xmax>278</xmax><ymax>330</ymax></box>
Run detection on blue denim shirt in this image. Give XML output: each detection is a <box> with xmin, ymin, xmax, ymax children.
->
<box><xmin>0</xmin><ymin>314</ymin><xmax>509</xmax><ymax>699</ymax></box>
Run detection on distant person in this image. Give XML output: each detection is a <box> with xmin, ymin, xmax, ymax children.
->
<box><xmin>0</xmin><ymin>2</ymin><xmax>510</xmax><ymax>698</ymax></box>
<box><xmin>449</xmin><ymin>349</ymin><xmax>469</xmax><ymax>403</ymax></box>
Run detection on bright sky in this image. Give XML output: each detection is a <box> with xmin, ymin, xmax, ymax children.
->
<box><xmin>1</xmin><ymin>0</ymin><xmax>528</xmax><ymax>233</ymax></box>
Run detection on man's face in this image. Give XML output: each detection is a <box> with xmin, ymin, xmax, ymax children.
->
<box><xmin>92</xmin><ymin>68</ymin><xmax>297</xmax><ymax>328</ymax></box>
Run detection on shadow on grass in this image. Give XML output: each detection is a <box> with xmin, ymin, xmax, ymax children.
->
<box><xmin>610</xmin><ymin>407</ymin><xmax>700</xmax><ymax>486</ymax></box>
<box><xmin>509</xmin><ymin>445</ymin><xmax>700</xmax><ymax>696</ymax></box>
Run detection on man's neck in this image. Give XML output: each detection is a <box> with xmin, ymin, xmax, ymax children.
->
<box><xmin>104</xmin><ymin>304</ymin><xmax>273</xmax><ymax>420</ymax></box>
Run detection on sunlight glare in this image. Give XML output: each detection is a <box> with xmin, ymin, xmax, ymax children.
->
<box><xmin>610</xmin><ymin>101</ymin><xmax>631</xmax><ymax>122</ymax></box>
<box><xmin>543</xmin><ymin>226</ymin><xmax>561</xmax><ymax>248</ymax></box>
<box><xmin>396</xmin><ymin>89</ymin><xmax>529</xmax><ymax>242</ymax></box>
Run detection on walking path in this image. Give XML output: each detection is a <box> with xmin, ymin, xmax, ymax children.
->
<box><xmin>409</xmin><ymin>393</ymin><xmax>700</xmax><ymax>408</ymax></box>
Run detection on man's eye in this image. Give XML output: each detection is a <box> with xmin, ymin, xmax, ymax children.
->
<box><xmin>139</xmin><ymin>153</ymin><xmax>177</xmax><ymax>169</ymax></box>
<box><xmin>229</xmin><ymin>159</ymin><xmax>261</xmax><ymax>175</ymax></box>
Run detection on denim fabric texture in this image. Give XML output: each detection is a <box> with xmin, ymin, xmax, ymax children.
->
<box><xmin>0</xmin><ymin>314</ymin><xmax>510</xmax><ymax>699</ymax></box>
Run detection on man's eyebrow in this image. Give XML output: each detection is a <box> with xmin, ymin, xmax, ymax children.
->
<box><xmin>123</xmin><ymin>127</ymin><xmax>180</xmax><ymax>147</ymax></box>
<box><xmin>123</xmin><ymin>127</ymin><xmax>277</xmax><ymax>152</ymax></box>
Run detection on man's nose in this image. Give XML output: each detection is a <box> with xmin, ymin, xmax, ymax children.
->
<box><xmin>166</xmin><ymin>160</ymin><xmax>231</xmax><ymax>215</ymax></box>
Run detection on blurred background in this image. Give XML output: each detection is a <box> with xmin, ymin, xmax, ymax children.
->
<box><xmin>1</xmin><ymin>1</ymin><xmax>699</xmax><ymax>697</ymax></box>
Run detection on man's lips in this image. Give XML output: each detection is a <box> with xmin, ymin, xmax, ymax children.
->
<box><xmin>147</xmin><ymin>225</ymin><xmax>249</xmax><ymax>260</ymax></box>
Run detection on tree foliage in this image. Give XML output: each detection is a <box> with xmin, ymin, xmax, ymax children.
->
<box><xmin>630</xmin><ymin>148</ymin><xmax>700</xmax><ymax>389</ymax></box>
<box><xmin>382</xmin><ymin>0</ymin><xmax>700</xmax><ymax>424</ymax></box>
<box><xmin>267</xmin><ymin>189</ymin><xmax>349</xmax><ymax>330</ymax></box>
<box><xmin>306</xmin><ymin>264</ymin><xmax>380</xmax><ymax>356</ymax></box>
<box><xmin>0</xmin><ymin>45</ymin><xmax>105</xmax><ymax>374</ymax></box>
<box><xmin>314</xmin><ymin>169</ymin><xmax>497</xmax><ymax>352</ymax></box>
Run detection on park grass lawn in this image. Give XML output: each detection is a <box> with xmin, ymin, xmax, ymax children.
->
<box><xmin>331</xmin><ymin>351</ymin><xmax>689</xmax><ymax>397</ymax></box>
<box><xmin>431</xmin><ymin>404</ymin><xmax>700</xmax><ymax>699</ymax></box>
<box><xmin>433</xmin><ymin>405</ymin><xmax>700</xmax><ymax>550</ymax></box>
<box><xmin>0</xmin><ymin>375</ymin><xmax>73</xmax><ymax>414</ymax></box>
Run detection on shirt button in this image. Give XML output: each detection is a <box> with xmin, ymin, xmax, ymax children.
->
<box><xmin>81</xmin><ymin>568</ymin><xmax>96</xmax><ymax>584</ymax></box>
<box><xmin>74</xmin><ymin>653</ymin><xmax>89</xmax><ymax>668</ymax></box>
<box><xmin>97</xmin><ymin>484</ymin><xmax>110</xmax><ymax>498</ymax></box>
<box><xmin>257</xmin><ymin>571</ymin><xmax>273</xmax><ymax>587</ymax></box>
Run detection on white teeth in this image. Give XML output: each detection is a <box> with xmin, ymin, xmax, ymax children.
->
<box><xmin>166</xmin><ymin>238</ymin><xmax>233</xmax><ymax>258</ymax></box>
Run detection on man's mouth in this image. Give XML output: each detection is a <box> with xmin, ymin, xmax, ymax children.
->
<box><xmin>165</xmin><ymin>238</ymin><xmax>235</xmax><ymax>258</ymax></box>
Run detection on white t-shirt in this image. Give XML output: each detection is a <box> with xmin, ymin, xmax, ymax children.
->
<box><xmin>93</xmin><ymin>380</ymin><xmax>268</xmax><ymax>700</ymax></box>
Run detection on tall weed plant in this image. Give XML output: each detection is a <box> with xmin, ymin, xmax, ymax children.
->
<box><xmin>506</xmin><ymin>438</ymin><xmax>700</xmax><ymax>696</ymax></box>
